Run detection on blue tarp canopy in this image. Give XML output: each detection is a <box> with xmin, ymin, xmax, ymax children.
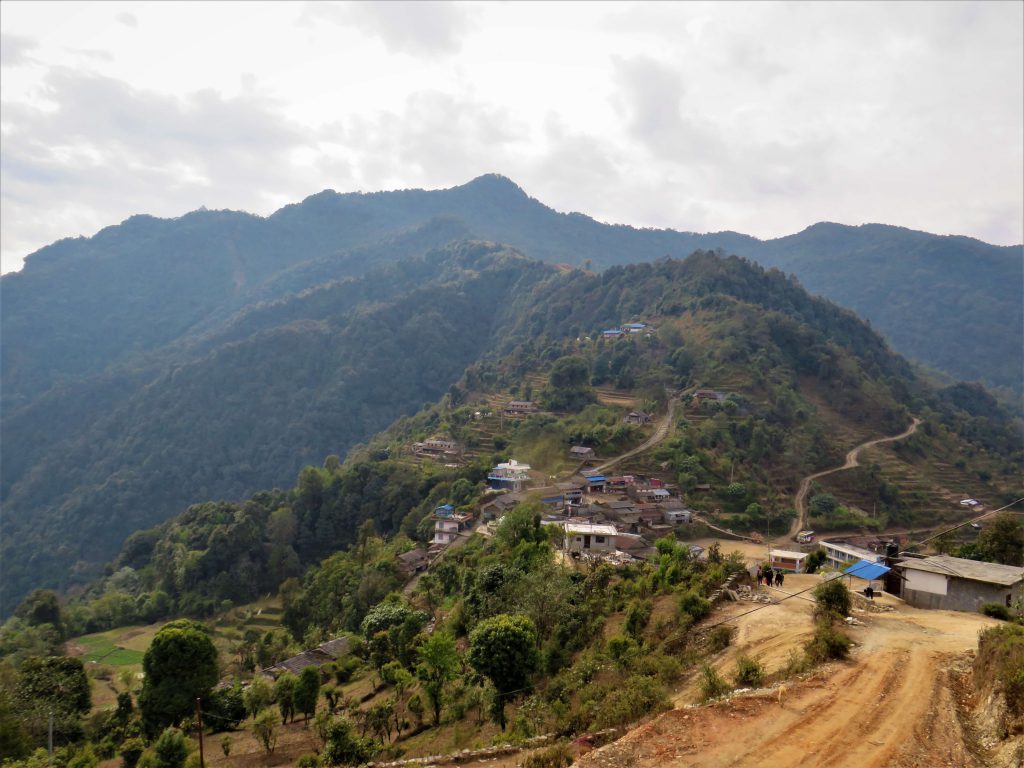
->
<box><xmin>843</xmin><ymin>560</ymin><xmax>891</xmax><ymax>581</ymax></box>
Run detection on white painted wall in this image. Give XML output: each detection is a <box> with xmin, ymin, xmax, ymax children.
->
<box><xmin>906</xmin><ymin>568</ymin><xmax>948</xmax><ymax>595</ymax></box>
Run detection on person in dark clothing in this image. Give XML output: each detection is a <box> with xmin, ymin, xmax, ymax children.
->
<box><xmin>777</xmin><ymin>571</ymin><xmax>785</xmax><ymax>588</ymax></box>
<box><xmin>763</xmin><ymin>566</ymin><xmax>773</xmax><ymax>587</ymax></box>
<box><xmin>756</xmin><ymin>566</ymin><xmax>763</xmax><ymax>586</ymax></box>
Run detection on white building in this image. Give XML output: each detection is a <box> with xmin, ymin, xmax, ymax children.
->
<box><xmin>564</xmin><ymin>523</ymin><xmax>618</xmax><ymax>553</ymax></box>
<box><xmin>820</xmin><ymin>540</ymin><xmax>883</xmax><ymax>570</ymax></box>
<box><xmin>769</xmin><ymin>549</ymin><xmax>808</xmax><ymax>573</ymax></box>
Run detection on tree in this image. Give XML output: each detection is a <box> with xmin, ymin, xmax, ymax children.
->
<box><xmin>813</xmin><ymin>579</ymin><xmax>851</xmax><ymax>619</ymax></box>
<box><xmin>274</xmin><ymin>673</ymin><xmax>297</xmax><ymax>723</ymax></box>
<box><xmin>138</xmin><ymin>621</ymin><xmax>218</xmax><ymax>737</ymax></box>
<box><xmin>242</xmin><ymin>676</ymin><xmax>272</xmax><ymax>718</ymax></box>
<box><xmin>14</xmin><ymin>589</ymin><xmax>66</xmax><ymax>639</ymax></box>
<box><xmin>541</xmin><ymin>355</ymin><xmax>595</xmax><ymax>412</ymax></box>
<box><xmin>294</xmin><ymin>667</ymin><xmax>320</xmax><ymax>724</ymax></box>
<box><xmin>416</xmin><ymin>632</ymin><xmax>459</xmax><ymax>726</ymax></box>
<box><xmin>804</xmin><ymin>548</ymin><xmax>827</xmax><ymax>573</ymax></box>
<box><xmin>322</xmin><ymin>716</ymin><xmax>379</xmax><ymax>766</ymax></box>
<box><xmin>973</xmin><ymin>513</ymin><xmax>1024</xmax><ymax>566</ymax></box>
<box><xmin>15</xmin><ymin>656</ymin><xmax>91</xmax><ymax>745</ymax></box>
<box><xmin>467</xmin><ymin>615</ymin><xmax>539</xmax><ymax>730</ymax></box>
<box><xmin>153</xmin><ymin>727</ymin><xmax>188</xmax><ymax>768</ymax></box>
<box><xmin>206</xmin><ymin>682</ymin><xmax>246</xmax><ymax>731</ymax></box>
<box><xmin>252</xmin><ymin>709</ymin><xmax>279</xmax><ymax>755</ymax></box>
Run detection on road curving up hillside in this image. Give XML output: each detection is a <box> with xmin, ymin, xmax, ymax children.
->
<box><xmin>788</xmin><ymin>417</ymin><xmax>923</xmax><ymax>539</ymax></box>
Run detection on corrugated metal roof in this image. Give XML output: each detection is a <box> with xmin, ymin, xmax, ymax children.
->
<box><xmin>897</xmin><ymin>555</ymin><xmax>1024</xmax><ymax>586</ymax></box>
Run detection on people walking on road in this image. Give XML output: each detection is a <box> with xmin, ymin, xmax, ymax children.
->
<box><xmin>777</xmin><ymin>571</ymin><xmax>785</xmax><ymax>588</ymax></box>
<box><xmin>756</xmin><ymin>566</ymin><xmax>763</xmax><ymax>586</ymax></box>
<box><xmin>763</xmin><ymin>566</ymin><xmax>773</xmax><ymax>587</ymax></box>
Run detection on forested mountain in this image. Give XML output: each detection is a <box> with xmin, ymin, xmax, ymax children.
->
<box><xmin>4</xmin><ymin>176</ymin><xmax>1020</xmax><ymax>413</ymax></box>
<box><xmin>54</xmin><ymin>252</ymin><xmax>1023</xmax><ymax>635</ymax></box>
<box><xmin>2</xmin><ymin>176</ymin><xmax>1021</xmax><ymax>615</ymax></box>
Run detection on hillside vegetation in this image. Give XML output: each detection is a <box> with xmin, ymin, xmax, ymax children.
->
<box><xmin>2</xmin><ymin>214</ymin><xmax>1021</xmax><ymax>615</ymax></box>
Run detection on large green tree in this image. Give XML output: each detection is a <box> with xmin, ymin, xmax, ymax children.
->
<box><xmin>293</xmin><ymin>667</ymin><xmax>320</xmax><ymax>723</ymax></box>
<box><xmin>14</xmin><ymin>656</ymin><xmax>91</xmax><ymax>746</ymax></box>
<box><xmin>467</xmin><ymin>614</ymin><xmax>539</xmax><ymax>730</ymax></box>
<box><xmin>138</xmin><ymin>621</ymin><xmax>218</xmax><ymax>736</ymax></box>
<box><xmin>973</xmin><ymin>513</ymin><xmax>1024</xmax><ymax>566</ymax></box>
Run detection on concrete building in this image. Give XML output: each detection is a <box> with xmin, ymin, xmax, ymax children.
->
<box><xmin>769</xmin><ymin>549</ymin><xmax>808</xmax><ymax>573</ymax></box>
<box><xmin>820</xmin><ymin>540</ymin><xmax>884</xmax><ymax>571</ymax></box>
<box><xmin>895</xmin><ymin>555</ymin><xmax>1024</xmax><ymax>613</ymax></box>
<box><xmin>564</xmin><ymin>523</ymin><xmax>618</xmax><ymax>553</ymax></box>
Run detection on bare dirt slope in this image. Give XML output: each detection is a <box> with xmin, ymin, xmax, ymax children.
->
<box><xmin>578</xmin><ymin>575</ymin><xmax>1006</xmax><ymax>768</ymax></box>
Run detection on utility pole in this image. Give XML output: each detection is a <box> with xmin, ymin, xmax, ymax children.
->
<box><xmin>195</xmin><ymin>698</ymin><xmax>205</xmax><ymax>768</ymax></box>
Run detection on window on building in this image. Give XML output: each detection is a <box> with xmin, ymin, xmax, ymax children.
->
<box><xmin>596</xmin><ymin>536</ymin><xmax>606</xmax><ymax>543</ymax></box>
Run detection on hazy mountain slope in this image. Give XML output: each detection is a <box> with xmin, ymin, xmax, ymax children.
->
<box><xmin>0</xmin><ymin>243</ymin><xmax>554</xmax><ymax>612</ymax></box>
<box><xmin>754</xmin><ymin>223</ymin><xmax>1023</xmax><ymax>394</ymax></box>
<box><xmin>3</xmin><ymin>176</ymin><xmax>1018</xmax><ymax>414</ymax></box>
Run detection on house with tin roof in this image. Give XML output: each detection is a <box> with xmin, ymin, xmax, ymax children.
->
<box><xmin>894</xmin><ymin>555</ymin><xmax>1024</xmax><ymax>613</ymax></box>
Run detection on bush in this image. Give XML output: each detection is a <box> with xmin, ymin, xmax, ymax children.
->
<box><xmin>698</xmin><ymin>664</ymin><xmax>732</xmax><ymax>703</ymax></box>
<box><xmin>624</xmin><ymin>599</ymin><xmax>653</xmax><ymax>639</ymax></box>
<box><xmin>677</xmin><ymin>590</ymin><xmax>711</xmax><ymax>622</ymax></box>
<box><xmin>120</xmin><ymin>738</ymin><xmax>146</xmax><ymax>768</ymax></box>
<box><xmin>296</xmin><ymin>753</ymin><xmax>321</xmax><ymax>768</ymax></box>
<box><xmin>606</xmin><ymin>635</ymin><xmax>637</xmax><ymax>666</ymax></box>
<box><xmin>706</xmin><ymin>626</ymin><xmax>735</xmax><ymax>653</ymax></box>
<box><xmin>152</xmin><ymin>728</ymin><xmax>188</xmax><ymax>768</ymax></box>
<box><xmin>587</xmin><ymin>675</ymin><xmax>670</xmax><ymax>729</ymax></box>
<box><xmin>981</xmin><ymin>603</ymin><xmax>1012</xmax><ymax>621</ymax></box>
<box><xmin>812</xmin><ymin>579</ymin><xmax>851</xmax><ymax>619</ymax></box>
<box><xmin>975</xmin><ymin>624</ymin><xmax>1024</xmax><ymax>731</ymax></box>
<box><xmin>734</xmin><ymin>655</ymin><xmax>765</xmax><ymax>688</ymax></box>
<box><xmin>804</xmin><ymin>620</ymin><xmax>852</xmax><ymax>663</ymax></box>
<box><xmin>519</xmin><ymin>742</ymin><xmax>573</xmax><ymax>768</ymax></box>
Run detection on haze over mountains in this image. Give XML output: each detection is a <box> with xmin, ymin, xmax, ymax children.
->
<box><xmin>1</xmin><ymin>174</ymin><xmax>1021</xmax><ymax>614</ymax></box>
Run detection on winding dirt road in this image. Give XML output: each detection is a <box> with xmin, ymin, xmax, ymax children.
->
<box><xmin>591</xmin><ymin>395</ymin><xmax>678</xmax><ymax>475</ymax></box>
<box><xmin>787</xmin><ymin>417</ymin><xmax>922</xmax><ymax>539</ymax></box>
<box><xmin>578</xmin><ymin>573</ymin><xmax>1005</xmax><ymax>768</ymax></box>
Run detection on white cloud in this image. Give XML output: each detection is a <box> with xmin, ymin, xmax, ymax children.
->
<box><xmin>0</xmin><ymin>33</ymin><xmax>37</xmax><ymax>68</ymax></box>
<box><xmin>0</xmin><ymin>0</ymin><xmax>1021</xmax><ymax>273</ymax></box>
<box><xmin>303</xmin><ymin>1</ymin><xmax>475</xmax><ymax>56</ymax></box>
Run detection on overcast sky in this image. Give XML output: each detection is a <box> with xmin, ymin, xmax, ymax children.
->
<box><xmin>1</xmin><ymin>1</ymin><xmax>1021</xmax><ymax>273</ymax></box>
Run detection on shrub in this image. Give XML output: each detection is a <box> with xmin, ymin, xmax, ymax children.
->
<box><xmin>975</xmin><ymin>624</ymin><xmax>1024</xmax><ymax>731</ymax></box>
<box><xmin>734</xmin><ymin>655</ymin><xmax>765</xmax><ymax>688</ymax></box>
<box><xmin>781</xmin><ymin>649</ymin><xmax>811</xmax><ymax>678</ymax></box>
<box><xmin>296</xmin><ymin>753</ymin><xmax>320</xmax><ymax>768</ymax></box>
<box><xmin>588</xmin><ymin>675</ymin><xmax>670</xmax><ymax>729</ymax></box>
<box><xmin>812</xmin><ymin>579</ymin><xmax>851</xmax><ymax>619</ymax></box>
<box><xmin>624</xmin><ymin>599</ymin><xmax>653</xmax><ymax>639</ymax></box>
<box><xmin>120</xmin><ymin>738</ymin><xmax>146</xmax><ymax>768</ymax></box>
<box><xmin>519</xmin><ymin>742</ymin><xmax>573</xmax><ymax>768</ymax></box>
<box><xmin>606</xmin><ymin>635</ymin><xmax>637</xmax><ymax>666</ymax></box>
<box><xmin>981</xmin><ymin>603</ymin><xmax>1012</xmax><ymax>621</ymax></box>
<box><xmin>804</xmin><ymin>620</ymin><xmax>852</xmax><ymax>663</ymax></box>
<box><xmin>152</xmin><ymin>728</ymin><xmax>188</xmax><ymax>768</ymax></box>
<box><xmin>706</xmin><ymin>626</ymin><xmax>735</xmax><ymax>653</ymax></box>
<box><xmin>698</xmin><ymin>664</ymin><xmax>732</xmax><ymax>703</ymax></box>
<box><xmin>678</xmin><ymin>590</ymin><xmax>711</xmax><ymax>622</ymax></box>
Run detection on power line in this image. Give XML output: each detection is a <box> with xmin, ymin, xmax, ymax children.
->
<box><xmin>913</xmin><ymin>497</ymin><xmax>1024</xmax><ymax>547</ymax></box>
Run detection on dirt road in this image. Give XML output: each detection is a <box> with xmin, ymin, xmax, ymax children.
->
<box><xmin>578</xmin><ymin>573</ymin><xmax>1004</xmax><ymax>768</ymax></box>
<box><xmin>788</xmin><ymin>417</ymin><xmax>922</xmax><ymax>539</ymax></box>
<box><xmin>591</xmin><ymin>395</ymin><xmax>677</xmax><ymax>475</ymax></box>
